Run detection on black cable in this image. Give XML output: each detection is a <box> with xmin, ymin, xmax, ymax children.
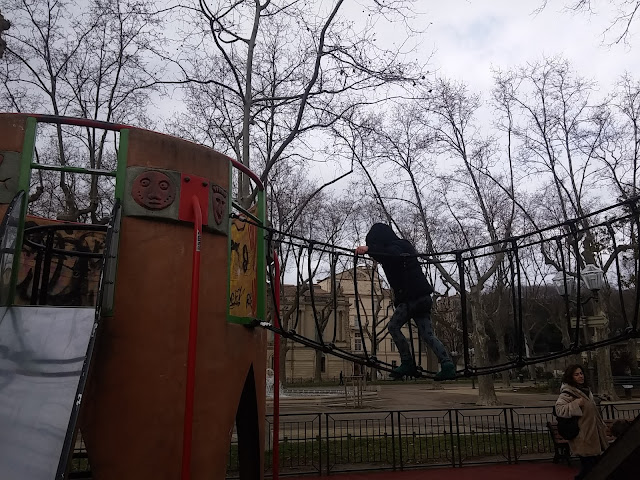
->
<box><xmin>512</xmin><ymin>240</ymin><xmax>524</xmax><ymax>364</ymax></box>
<box><xmin>605</xmin><ymin>220</ymin><xmax>631</xmax><ymax>329</ymax></box>
<box><xmin>331</xmin><ymin>252</ymin><xmax>338</xmax><ymax>344</ymax></box>
<box><xmin>352</xmin><ymin>254</ymin><xmax>370</xmax><ymax>361</ymax></box>
<box><xmin>307</xmin><ymin>242</ymin><xmax>326</xmax><ymax>348</ymax></box>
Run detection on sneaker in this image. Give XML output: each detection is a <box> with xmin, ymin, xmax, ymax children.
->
<box><xmin>434</xmin><ymin>361</ymin><xmax>456</xmax><ymax>381</ymax></box>
<box><xmin>390</xmin><ymin>362</ymin><xmax>417</xmax><ymax>379</ymax></box>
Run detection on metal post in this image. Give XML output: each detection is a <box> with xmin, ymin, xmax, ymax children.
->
<box><xmin>38</xmin><ymin>231</ymin><xmax>55</xmax><ymax>305</ymax></box>
<box><xmin>504</xmin><ymin>408</ymin><xmax>512</xmax><ymax>464</ymax></box>
<box><xmin>457</xmin><ymin>252</ymin><xmax>471</xmax><ymax>371</ymax></box>
<box><xmin>390</xmin><ymin>411</ymin><xmax>396</xmax><ymax>471</ymax></box>
<box><xmin>273</xmin><ymin>251</ymin><xmax>281</xmax><ymax>480</ymax></box>
<box><xmin>397</xmin><ymin>411</ymin><xmax>403</xmax><ymax>470</ymax></box>
<box><xmin>181</xmin><ymin>196</ymin><xmax>202</xmax><ymax>480</ymax></box>
<box><xmin>448</xmin><ymin>409</ymin><xmax>456</xmax><ymax>467</ymax></box>
<box><xmin>509</xmin><ymin>408</ymin><xmax>518</xmax><ymax>465</ymax></box>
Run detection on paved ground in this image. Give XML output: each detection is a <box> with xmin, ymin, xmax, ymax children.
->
<box><xmin>271</xmin><ymin>381</ymin><xmax>563</xmax><ymax>414</ymax></box>
<box><xmin>287</xmin><ymin>462</ymin><xmax>580</xmax><ymax>480</ymax></box>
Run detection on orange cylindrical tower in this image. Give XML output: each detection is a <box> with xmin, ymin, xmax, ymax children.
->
<box><xmin>80</xmin><ymin>127</ymin><xmax>266</xmax><ymax>479</ymax></box>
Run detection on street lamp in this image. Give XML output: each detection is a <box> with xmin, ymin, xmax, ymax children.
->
<box><xmin>552</xmin><ymin>264</ymin><xmax>603</xmax><ymax>300</ymax></box>
<box><xmin>552</xmin><ymin>271</ymin><xmax>572</xmax><ymax>297</ymax></box>
<box><xmin>552</xmin><ymin>264</ymin><xmax>605</xmax><ymax>389</ymax></box>
<box><xmin>581</xmin><ymin>264</ymin><xmax>604</xmax><ymax>293</ymax></box>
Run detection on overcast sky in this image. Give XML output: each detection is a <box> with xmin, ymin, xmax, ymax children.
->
<box><xmin>416</xmin><ymin>1</ymin><xmax>638</xmax><ymax>93</ymax></box>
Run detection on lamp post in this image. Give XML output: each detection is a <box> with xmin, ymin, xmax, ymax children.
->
<box><xmin>552</xmin><ymin>264</ymin><xmax>604</xmax><ymax>302</ymax></box>
<box><xmin>552</xmin><ymin>264</ymin><xmax>605</xmax><ymax>387</ymax></box>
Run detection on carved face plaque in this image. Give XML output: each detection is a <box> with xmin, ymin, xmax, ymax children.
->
<box><xmin>211</xmin><ymin>185</ymin><xmax>227</xmax><ymax>225</ymax></box>
<box><xmin>132</xmin><ymin>170</ymin><xmax>176</xmax><ymax>210</ymax></box>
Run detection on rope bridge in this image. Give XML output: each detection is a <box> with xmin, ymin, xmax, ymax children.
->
<box><xmin>234</xmin><ymin>196</ymin><xmax>640</xmax><ymax>379</ymax></box>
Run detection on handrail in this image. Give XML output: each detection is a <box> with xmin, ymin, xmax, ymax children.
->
<box><xmin>22</xmin><ymin>113</ymin><xmax>265</xmax><ymax>190</ymax></box>
<box><xmin>181</xmin><ymin>195</ymin><xmax>202</xmax><ymax>480</ymax></box>
<box><xmin>227</xmin><ymin>158</ymin><xmax>264</xmax><ymax>191</ymax></box>
<box><xmin>23</xmin><ymin>224</ymin><xmax>108</xmax><ymax>259</ymax></box>
<box><xmin>56</xmin><ymin>200</ymin><xmax>121</xmax><ymax>478</ymax></box>
<box><xmin>27</xmin><ymin>113</ymin><xmax>131</xmax><ymax>132</ymax></box>
<box><xmin>0</xmin><ymin>191</ymin><xmax>25</xmax><ymax>306</ymax></box>
<box><xmin>273</xmin><ymin>250</ymin><xmax>281</xmax><ymax>480</ymax></box>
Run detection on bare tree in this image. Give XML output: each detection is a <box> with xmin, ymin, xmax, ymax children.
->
<box><xmin>171</xmin><ymin>0</ymin><xmax>426</xmax><ymax>205</ymax></box>
<box><xmin>0</xmin><ymin>10</ymin><xmax>9</xmax><ymax>59</ymax></box>
<box><xmin>0</xmin><ymin>0</ymin><xmax>167</xmax><ymax>222</ymax></box>
<box><xmin>492</xmin><ymin>57</ymin><xmax>626</xmax><ymax>397</ymax></box>
<box><xmin>539</xmin><ymin>0</ymin><xmax>640</xmax><ymax>45</ymax></box>
<box><xmin>347</xmin><ymin>79</ymin><xmax>518</xmax><ymax>405</ymax></box>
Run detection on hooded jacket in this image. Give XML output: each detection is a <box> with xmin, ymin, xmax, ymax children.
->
<box><xmin>365</xmin><ymin>223</ymin><xmax>433</xmax><ymax>306</ymax></box>
<box><xmin>555</xmin><ymin>383</ymin><xmax>609</xmax><ymax>457</ymax></box>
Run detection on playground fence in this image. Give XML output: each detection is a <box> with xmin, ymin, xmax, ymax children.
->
<box><xmin>68</xmin><ymin>401</ymin><xmax>639</xmax><ymax>478</ymax></box>
<box><xmin>227</xmin><ymin>402</ymin><xmax>640</xmax><ymax>477</ymax></box>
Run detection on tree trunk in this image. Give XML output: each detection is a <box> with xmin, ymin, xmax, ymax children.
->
<box><xmin>472</xmin><ymin>302</ymin><xmax>500</xmax><ymax>406</ymax></box>
<box><xmin>523</xmin><ymin>332</ymin><xmax>537</xmax><ymax>380</ymax></box>
<box><xmin>495</xmin><ymin>323</ymin><xmax>510</xmax><ymax>387</ymax></box>
<box><xmin>595</xmin><ymin>325</ymin><xmax>618</xmax><ymax>399</ymax></box>
<box><xmin>559</xmin><ymin>320</ymin><xmax>582</xmax><ymax>366</ymax></box>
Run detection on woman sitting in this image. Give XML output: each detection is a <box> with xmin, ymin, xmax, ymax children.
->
<box><xmin>555</xmin><ymin>364</ymin><xmax>609</xmax><ymax>480</ymax></box>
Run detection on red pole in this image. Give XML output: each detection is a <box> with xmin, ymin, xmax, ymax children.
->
<box><xmin>181</xmin><ymin>196</ymin><xmax>202</xmax><ymax>480</ymax></box>
<box><xmin>273</xmin><ymin>251</ymin><xmax>281</xmax><ymax>480</ymax></box>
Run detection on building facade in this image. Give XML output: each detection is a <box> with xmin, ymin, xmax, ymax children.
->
<box><xmin>267</xmin><ymin>265</ymin><xmax>439</xmax><ymax>382</ymax></box>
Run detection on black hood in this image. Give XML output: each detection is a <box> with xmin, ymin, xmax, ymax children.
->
<box><xmin>366</xmin><ymin>223</ymin><xmax>398</xmax><ymax>246</ymax></box>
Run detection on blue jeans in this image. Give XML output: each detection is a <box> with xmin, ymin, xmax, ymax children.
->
<box><xmin>388</xmin><ymin>295</ymin><xmax>451</xmax><ymax>365</ymax></box>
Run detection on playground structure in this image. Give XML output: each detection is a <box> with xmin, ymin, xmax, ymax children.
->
<box><xmin>0</xmin><ymin>113</ymin><xmax>268</xmax><ymax>480</ymax></box>
<box><xmin>0</xmin><ymin>112</ymin><xmax>639</xmax><ymax>480</ymax></box>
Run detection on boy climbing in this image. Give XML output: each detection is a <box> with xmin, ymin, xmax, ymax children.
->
<box><xmin>355</xmin><ymin>223</ymin><xmax>456</xmax><ymax>381</ymax></box>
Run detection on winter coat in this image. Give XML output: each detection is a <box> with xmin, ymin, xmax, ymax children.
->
<box><xmin>555</xmin><ymin>383</ymin><xmax>609</xmax><ymax>457</ymax></box>
<box><xmin>365</xmin><ymin>223</ymin><xmax>433</xmax><ymax>306</ymax></box>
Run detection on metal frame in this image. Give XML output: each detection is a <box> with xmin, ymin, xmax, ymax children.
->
<box><xmin>6</xmin><ymin>115</ymin><xmax>128</xmax><ymax>306</ymax></box>
<box><xmin>260</xmin><ymin>195</ymin><xmax>640</xmax><ymax>379</ymax></box>
<box><xmin>211</xmin><ymin>403</ymin><xmax>640</xmax><ymax>478</ymax></box>
<box><xmin>56</xmin><ymin>202</ymin><xmax>122</xmax><ymax>479</ymax></box>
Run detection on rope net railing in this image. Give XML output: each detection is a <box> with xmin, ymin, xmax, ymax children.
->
<box><xmin>237</xmin><ymin>196</ymin><xmax>640</xmax><ymax>379</ymax></box>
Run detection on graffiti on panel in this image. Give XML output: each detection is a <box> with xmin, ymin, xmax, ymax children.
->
<box><xmin>15</xmin><ymin>217</ymin><xmax>105</xmax><ymax>306</ymax></box>
<box><xmin>228</xmin><ymin>206</ymin><xmax>258</xmax><ymax>320</ymax></box>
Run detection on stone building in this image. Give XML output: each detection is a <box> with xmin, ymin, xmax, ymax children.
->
<box><xmin>267</xmin><ymin>265</ymin><xmax>439</xmax><ymax>382</ymax></box>
<box><xmin>266</xmin><ymin>283</ymin><xmax>351</xmax><ymax>382</ymax></box>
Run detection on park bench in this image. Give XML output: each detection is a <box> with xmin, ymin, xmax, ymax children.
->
<box><xmin>547</xmin><ymin>419</ymin><xmax>616</xmax><ymax>465</ymax></box>
<box><xmin>613</xmin><ymin>375</ymin><xmax>640</xmax><ymax>398</ymax></box>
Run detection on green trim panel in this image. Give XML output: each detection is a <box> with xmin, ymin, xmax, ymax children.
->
<box><xmin>115</xmin><ymin>129</ymin><xmax>129</xmax><ymax>201</ymax></box>
<box><xmin>256</xmin><ymin>189</ymin><xmax>266</xmax><ymax>322</ymax></box>
<box><xmin>9</xmin><ymin>117</ymin><xmax>37</xmax><ymax>304</ymax></box>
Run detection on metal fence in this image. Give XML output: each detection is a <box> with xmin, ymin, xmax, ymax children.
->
<box><xmin>69</xmin><ymin>402</ymin><xmax>639</xmax><ymax>478</ymax></box>
<box><xmin>224</xmin><ymin>402</ymin><xmax>640</xmax><ymax>477</ymax></box>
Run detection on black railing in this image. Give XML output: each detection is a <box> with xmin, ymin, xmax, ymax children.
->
<box><xmin>70</xmin><ymin>402</ymin><xmax>639</xmax><ymax>478</ymax></box>
<box><xmin>223</xmin><ymin>402</ymin><xmax>640</xmax><ymax>478</ymax></box>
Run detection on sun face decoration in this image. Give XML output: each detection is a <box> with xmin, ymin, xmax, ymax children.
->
<box><xmin>132</xmin><ymin>170</ymin><xmax>176</xmax><ymax>210</ymax></box>
<box><xmin>211</xmin><ymin>184</ymin><xmax>227</xmax><ymax>225</ymax></box>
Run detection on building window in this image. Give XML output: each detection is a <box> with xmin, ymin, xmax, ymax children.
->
<box><xmin>390</xmin><ymin>341</ymin><xmax>396</xmax><ymax>352</ymax></box>
<box><xmin>321</xmin><ymin>356</ymin><xmax>326</xmax><ymax>373</ymax></box>
<box><xmin>392</xmin><ymin>360</ymin><xmax>397</xmax><ymax>367</ymax></box>
<box><xmin>354</xmin><ymin>336</ymin><xmax>362</xmax><ymax>352</ymax></box>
